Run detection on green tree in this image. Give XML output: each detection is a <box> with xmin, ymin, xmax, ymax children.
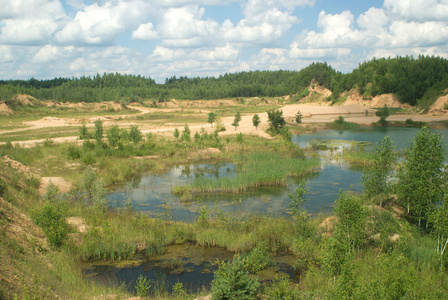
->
<box><xmin>211</xmin><ymin>256</ymin><xmax>260</xmax><ymax>300</ymax></box>
<box><xmin>174</xmin><ymin>128</ymin><xmax>180</xmax><ymax>139</ymax></box>
<box><xmin>362</xmin><ymin>136</ymin><xmax>395</xmax><ymax>207</ymax></box>
<box><xmin>107</xmin><ymin>125</ymin><xmax>121</xmax><ymax>147</ymax></box>
<box><xmin>375</xmin><ymin>104</ymin><xmax>390</xmax><ymax>126</ymax></box>
<box><xmin>267</xmin><ymin>109</ymin><xmax>286</xmax><ymax>133</ymax></box>
<box><xmin>396</xmin><ymin>127</ymin><xmax>446</xmax><ymax>229</ymax></box>
<box><xmin>180</xmin><ymin>124</ymin><xmax>191</xmax><ymax>142</ymax></box>
<box><xmin>129</xmin><ymin>125</ymin><xmax>142</xmax><ymax>144</ymax></box>
<box><xmin>252</xmin><ymin>114</ymin><xmax>261</xmax><ymax>130</ymax></box>
<box><xmin>82</xmin><ymin>167</ymin><xmax>106</xmax><ymax>210</ymax></box>
<box><xmin>94</xmin><ymin>119</ymin><xmax>103</xmax><ymax>145</ymax></box>
<box><xmin>431</xmin><ymin>195</ymin><xmax>448</xmax><ymax>271</ymax></box>
<box><xmin>333</xmin><ymin>190</ymin><xmax>369</xmax><ymax>255</ymax></box>
<box><xmin>33</xmin><ymin>202</ymin><xmax>69</xmax><ymax>248</ymax></box>
<box><xmin>79</xmin><ymin>123</ymin><xmax>89</xmax><ymax>140</ymax></box>
<box><xmin>232</xmin><ymin>111</ymin><xmax>241</xmax><ymax>130</ymax></box>
<box><xmin>208</xmin><ymin>112</ymin><xmax>217</xmax><ymax>127</ymax></box>
<box><xmin>295</xmin><ymin>110</ymin><xmax>303</xmax><ymax>123</ymax></box>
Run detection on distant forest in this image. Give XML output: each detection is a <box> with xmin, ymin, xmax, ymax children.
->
<box><xmin>1</xmin><ymin>55</ymin><xmax>448</xmax><ymax>108</ymax></box>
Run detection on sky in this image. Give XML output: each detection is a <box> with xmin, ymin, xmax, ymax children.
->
<box><xmin>1</xmin><ymin>0</ymin><xmax>448</xmax><ymax>83</ymax></box>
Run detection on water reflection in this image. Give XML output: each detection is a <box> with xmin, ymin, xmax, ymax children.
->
<box><xmin>108</xmin><ymin>127</ymin><xmax>448</xmax><ymax>222</ymax></box>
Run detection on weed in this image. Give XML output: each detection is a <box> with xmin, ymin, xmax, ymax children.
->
<box><xmin>135</xmin><ymin>275</ymin><xmax>151</xmax><ymax>298</ymax></box>
<box><xmin>211</xmin><ymin>256</ymin><xmax>260</xmax><ymax>300</ymax></box>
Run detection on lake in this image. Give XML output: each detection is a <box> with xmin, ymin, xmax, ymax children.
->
<box><xmin>108</xmin><ymin>126</ymin><xmax>448</xmax><ymax>221</ymax></box>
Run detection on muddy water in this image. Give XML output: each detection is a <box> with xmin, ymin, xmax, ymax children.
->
<box><xmin>84</xmin><ymin>243</ymin><xmax>297</xmax><ymax>294</ymax></box>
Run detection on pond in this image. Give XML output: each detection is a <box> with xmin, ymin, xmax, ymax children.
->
<box><xmin>108</xmin><ymin>126</ymin><xmax>448</xmax><ymax>221</ymax></box>
<box><xmin>84</xmin><ymin>243</ymin><xmax>298</xmax><ymax>294</ymax></box>
<box><xmin>92</xmin><ymin>126</ymin><xmax>448</xmax><ymax>295</ymax></box>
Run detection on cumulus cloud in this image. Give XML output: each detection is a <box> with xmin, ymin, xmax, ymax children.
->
<box><xmin>132</xmin><ymin>22</ymin><xmax>159</xmax><ymax>40</ymax></box>
<box><xmin>32</xmin><ymin>45</ymin><xmax>76</xmax><ymax>63</ymax></box>
<box><xmin>383</xmin><ymin>0</ymin><xmax>448</xmax><ymax>22</ymax></box>
<box><xmin>0</xmin><ymin>0</ymin><xmax>66</xmax><ymax>45</ymax></box>
<box><xmin>54</xmin><ymin>0</ymin><xmax>148</xmax><ymax>45</ymax></box>
<box><xmin>157</xmin><ymin>6</ymin><xmax>219</xmax><ymax>47</ymax></box>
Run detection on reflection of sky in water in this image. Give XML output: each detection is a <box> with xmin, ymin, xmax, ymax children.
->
<box><xmin>108</xmin><ymin>127</ymin><xmax>448</xmax><ymax>221</ymax></box>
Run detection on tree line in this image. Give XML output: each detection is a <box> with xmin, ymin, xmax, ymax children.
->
<box><xmin>1</xmin><ymin>55</ymin><xmax>448</xmax><ymax>107</ymax></box>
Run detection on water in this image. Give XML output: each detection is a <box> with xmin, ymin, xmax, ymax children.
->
<box><xmin>108</xmin><ymin>126</ymin><xmax>448</xmax><ymax>221</ymax></box>
<box><xmin>92</xmin><ymin>126</ymin><xmax>448</xmax><ymax>293</ymax></box>
<box><xmin>84</xmin><ymin>243</ymin><xmax>297</xmax><ymax>294</ymax></box>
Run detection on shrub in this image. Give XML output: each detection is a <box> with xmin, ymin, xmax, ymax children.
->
<box><xmin>79</xmin><ymin>123</ymin><xmax>89</xmax><ymax>139</ymax></box>
<box><xmin>267</xmin><ymin>109</ymin><xmax>286</xmax><ymax>133</ymax></box>
<box><xmin>264</xmin><ymin>274</ymin><xmax>299</xmax><ymax>300</ymax></box>
<box><xmin>211</xmin><ymin>256</ymin><xmax>260</xmax><ymax>300</ymax></box>
<box><xmin>242</xmin><ymin>243</ymin><xmax>270</xmax><ymax>274</ymax></box>
<box><xmin>66</xmin><ymin>145</ymin><xmax>81</xmax><ymax>160</ymax></box>
<box><xmin>180</xmin><ymin>125</ymin><xmax>191</xmax><ymax>142</ymax></box>
<box><xmin>33</xmin><ymin>202</ymin><xmax>69</xmax><ymax>248</ymax></box>
<box><xmin>129</xmin><ymin>125</ymin><xmax>142</xmax><ymax>144</ymax></box>
<box><xmin>107</xmin><ymin>125</ymin><xmax>121</xmax><ymax>147</ymax></box>
<box><xmin>135</xmin><ymin>275</ymin><xmax>151</xmax><ymax>298</ymax></box>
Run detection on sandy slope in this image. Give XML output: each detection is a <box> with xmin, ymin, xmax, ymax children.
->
<box><xmin>3</xmin><ymin>91</ymin><xmax>448</xmax><ymax>148</ymax></box>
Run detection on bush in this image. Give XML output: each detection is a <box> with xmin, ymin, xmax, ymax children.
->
<box><xmin>211</xmin><ymin>256</ymin><xmax>260</xmax><ymax>300</ymax></box>
<box><xmin>66</xmin><ymin>145</ymin><xmax>81</xmax><ymax>160</ymax></box>
<box><xmin>33</xmin><ymin>202</ymin><xmax>69</xmax><ymax>248</ymax></box>
<box><xmin>129</xmin><ymin>125</ymin><xmax>142</xmax><ymax>144</ymax></box>
<box><xmin>242</xmin><ymin>243</ymin><xmax>270</xmax><ymax>274</ymax></box>
<box><xmin>264</xmin><ymin>274</ymin><xmax>299</xmax><ymax>300</ymax></box>
<box><xmin>135</xmin><ymin>275</ymin><xmax>151</xmax><ymax>298</ymax></box>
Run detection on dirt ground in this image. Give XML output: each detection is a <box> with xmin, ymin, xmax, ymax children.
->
<box><xmin>2</xmin><ymin>89</ymin><xmax>448</xmax><ymax>148</ymax></box>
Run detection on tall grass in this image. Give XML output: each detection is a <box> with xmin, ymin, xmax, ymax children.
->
<box><xmin>175</xmin><ymin>153</ymin><xmax>319</xmax><ymax>194</ymax></box>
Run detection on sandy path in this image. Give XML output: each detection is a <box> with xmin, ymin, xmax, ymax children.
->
<box><xmin>2</xmin><ymin>103</ymin><xmax>448</xmax><ymax>148</ymax></box>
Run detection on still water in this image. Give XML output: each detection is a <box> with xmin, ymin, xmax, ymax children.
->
<box><xmin>108</xmin><ymin>126</ymin><xmax>448</xmax><ymax>221</ymax></box>
<box><xmin>91</xmin><ymin>126</ymin><xmax>448</xmax><ymax>294</ymax></box>
<box><xmin>84</xmin><ymin>243</ymin><xmax>297</xmax><ymax>294</ymax></box>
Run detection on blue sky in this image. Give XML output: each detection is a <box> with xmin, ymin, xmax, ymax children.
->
<box><xmin>1</xmin><ymin>0</ymin><xmax>448</xmax><ymax>83</ymax></box>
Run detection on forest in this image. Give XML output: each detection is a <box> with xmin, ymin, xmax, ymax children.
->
<box><xmin>1</xmin><ymin>55</ymin><xmax>448</xmax><ymax>108</ymax></box>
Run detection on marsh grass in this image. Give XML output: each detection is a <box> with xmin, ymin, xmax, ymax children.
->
<box><xmin>175</xmin><ymin>152</ymin><xmax>319</xmax><ymax>194</ymax></box>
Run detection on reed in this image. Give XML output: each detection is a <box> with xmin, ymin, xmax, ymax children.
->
<box><xmin>175</xmin><ymin>153</ymin><xmax>319</xmax><ymax>194</ymax></box>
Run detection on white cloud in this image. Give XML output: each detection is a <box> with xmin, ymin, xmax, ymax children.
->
<box><xmin>54</xmin><ymin>0</ymin><xmax>148</xmax><ymax>45</ymax></box>
<box><xmin>151</xmin><ymin>45</ymin><xmax>186</xmax><ymax>61</ymax></box>
<box><xmin>383</xmin><ymin>0</ymin><xmax>448</xmax><ymax>22</ymax></box>
<box><xmin>0</xmin><ymin>45</ymin><xmax>14</xmax><ymax>63</ymax></box>
<box><xmin>192</xmin><ymin>43</ymin><xmax>240</xmax><ymax>60</ymax></box>
<box><xmin>387</xmin><ymin>21</ymin><xmax>448</xmax><ymax>48</ymax></box>
<box><xmin>157</xmin><ymin>6</ymin><xmax>219</xmax><ymax>47</ymax></box>
<box><xmin>132</xmin><ymin>22</ymin><xmax>159</xmax><ymax>40</ymax></box>
<box><xmin>32</xmin><ymin>45</ymin><xmax>76</xmax><ymax>63</ymax></box>
<box><xmin>221</xmin><ymin>8</ymin><xmax>299</xmax><ymax>44</ymax></box>
<box><xmin>243</xmin><ymin>0</ymin><xmax>315</xmax><ymax>21</ymax></box>
<box><xmin>296</xmin><ymin>10</ymin><xmax>364</xmax><ymax>49</ymax></box>
<box><xmin>0</xmin><ymin>0</ymin><xmax>66</xmax><ymax>45</ymax></box>
<box><xmin>357</xmin><ymin>7</ymin><xmax>389</xmax><ymax>32</ymax></box>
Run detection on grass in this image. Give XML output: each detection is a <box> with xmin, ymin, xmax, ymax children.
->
<box><xmin>3</xmin><ymin>152</ymin><xmax>448</xmax><ymax>299</ymax></box>
<box><xmin>174</xmin><ymin>152</ymin><xmax>319</xmax><ymax>194</ymax></box>
<box><xmin>0</xmin><ymin>126</ymin><xmax>81</xmax><ymax>143</ymax></box>
<box><xmin>3</xmin><ymin>112</ymin><xmax>448</xmax><ymax>299</ymax></box>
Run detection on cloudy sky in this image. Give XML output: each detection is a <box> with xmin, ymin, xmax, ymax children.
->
<box><xmin>1</xmin><ymin>0</ymin><xmax>448</xmax><ymax>83</ymax></box>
